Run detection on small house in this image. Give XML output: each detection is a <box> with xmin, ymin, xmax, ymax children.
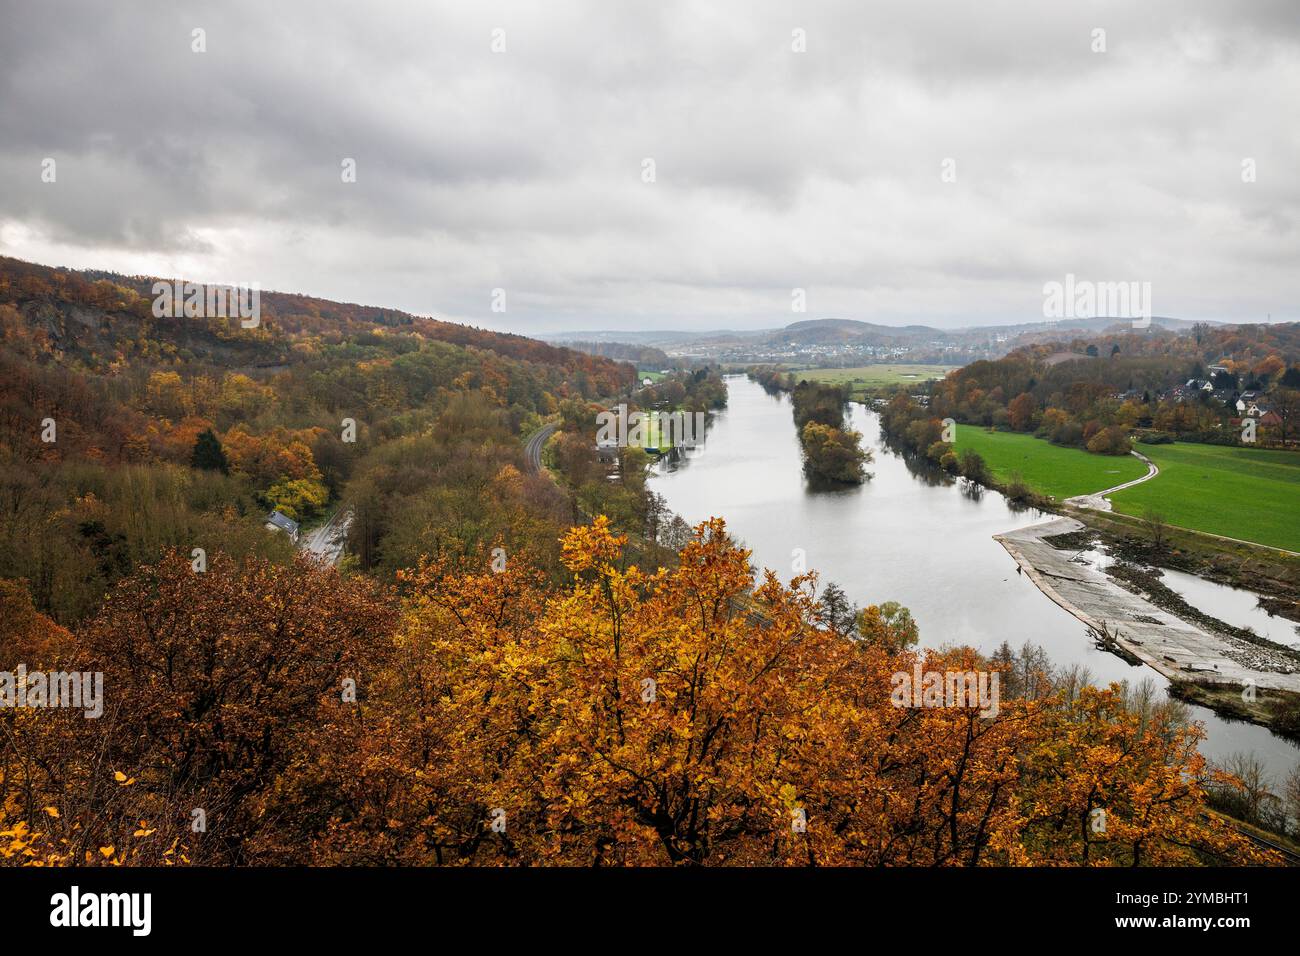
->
<box><xmin>1236</xmin><ymin>391</ymin><xmax>1260</xmax><ymax>414</ymax></box>
<box><xmin>265</xmin><ymin>510</ymin><xmax>300</xmax><ymax>543</ymax></box>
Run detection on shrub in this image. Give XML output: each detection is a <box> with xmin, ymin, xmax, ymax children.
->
<box><xmin>958</xmin><ymin>449</ymin><xmax>987</xmax><ymax>481</ymax></box>
<box><xmin>1086</xmin><ymin>425</ymin><xmax>1133</xmax><ymax>456</ymax></box>
<box><xmin>1005</xmin><ymin>471</ymin><xmax>1033</xmax><ymax>502</ymax></box>
<box><xmin>1136</xmin><ymin>431</ymin><xmax>1176</xmax><ymax>445</ymax></box>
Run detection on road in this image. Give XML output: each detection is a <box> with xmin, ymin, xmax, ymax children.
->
<box><xmin>299</xmin><ymin>505</ymin><xmax>353</xmax><ymax>566</ymax></box>
<box><xmin>523</xmin><ymin>422</ymin><xmax>557</xmax><ymax>474</ymax></box>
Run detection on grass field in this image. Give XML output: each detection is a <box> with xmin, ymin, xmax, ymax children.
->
<box><xmin>642</xmin><ymin>412</ymin><xmax>672</xmax><ymax>450</ymax></box>
<box><xmin>952</xmin><ymin>425</ymin><xmax>1148</xmax><ymax>500</ymax></box>
<box><xmin>799</xmin><ymin>364</ymin><xmax>956</xmax><ymax>397</ymax></box>
<box><xmin>1109</xmin><ymin>442</ymin><xmax>1300</xmax><ymax>552</ymax></box>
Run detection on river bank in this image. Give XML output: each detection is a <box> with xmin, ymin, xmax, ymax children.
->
<box><xmin>652</xmin><ymin>375</ymin><xmax>1300</xmax><ymax>777</ymax></box>
<box><xmin>996</xmin><ymin>516</ymin><xmax>1300</xmax><ymax>707</ymax></box>
<box><xmin>992</xmin><ymin>452</ymin><xmax>1300</xmax><ymax>738</ymax></box>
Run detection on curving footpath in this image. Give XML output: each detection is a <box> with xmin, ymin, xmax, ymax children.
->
<box><xmin>1064</xmin><ymin>449</ymin><xmax>1158</xmax><ymax>512</ymax></box>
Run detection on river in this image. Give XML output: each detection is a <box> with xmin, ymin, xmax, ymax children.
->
<box><xmin>651</xmin><ymin>374</ymin><xmax>1299</xmax><ymax>780</ymax></box>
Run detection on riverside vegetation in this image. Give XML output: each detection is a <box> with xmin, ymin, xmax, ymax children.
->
<box><xmin>749</xmin><ymin>366</ymin><xmax>871</xmax><ymax>484</ymax></box>
<box><xmin>0</xmin><ymin>258</ymin><xmax>1289</xmax><ymax>866</ymax></box>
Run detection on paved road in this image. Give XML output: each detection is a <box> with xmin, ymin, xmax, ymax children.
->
<box><xmin>299</xmin><ymin>505</ymin><xmax>353</xmax><ymax>566</ymax></box>
<box><xmin>524</xmin><ymin>422</ymin><xmax>557</xmax><ymax>474</ymax></box>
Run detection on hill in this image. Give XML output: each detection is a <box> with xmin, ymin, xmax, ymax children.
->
<box><xmin>0</xmin><ymin>255</ymin><xmax>633</xmax><ymax>622</ymax></box>
<box><xmin>544</xmin><ymin>314</ymin><xmax>1232</xmax><ymax>366</ymax></box>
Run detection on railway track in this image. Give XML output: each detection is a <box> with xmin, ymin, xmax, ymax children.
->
<box><xmin>523</xmin><ymin>422</ymin><xmax>557</xmax><ymax>473</ymax></box>
<box><xmin>1237</xmin><ymin>827</ymin><xmax>1300</xmax><ymax>865</ymax></box>
<box><xmin>1202</xmin><ymin>811</ymin><xmax>1300</xmax><ymax>865</ymax></box>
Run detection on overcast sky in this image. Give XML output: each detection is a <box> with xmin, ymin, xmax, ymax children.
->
<box><xmin>1</xmin><ymin>0</ymin><xmax>1297</xmax><ymax>334</ymax></box>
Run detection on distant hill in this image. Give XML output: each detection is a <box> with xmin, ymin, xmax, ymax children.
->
<box><xmin>774</xmin><ymin>316</ymin><xmax>1214</xmax><ymax>345</ymax></box>
<box><xmin>544</xmin><ymin>315</ymin><xmax>1228</xmax><ymax>363</ymax></box>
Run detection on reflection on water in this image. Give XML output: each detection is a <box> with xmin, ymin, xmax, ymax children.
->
<box><xmin>1160</xmin><ymin>568</ymin><xmax>1300</xmax><ymax>650</ymax></box>
<box><xmin>652</xmin><ymin>375</ymin><xmax>1299</xmax><ymax>777</ymax></box>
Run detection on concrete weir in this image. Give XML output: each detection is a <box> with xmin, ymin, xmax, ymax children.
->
<box><xmin>996</xmin><ymin>516</ymin><xmax>1300</xmax><ymax>693</ymax></box>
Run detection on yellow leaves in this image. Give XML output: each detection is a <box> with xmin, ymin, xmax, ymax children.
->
<box><xmin>7</xmin><ymin>508</ymin><xmax>1250</xmax><ymax>868</ymax></box>
<box><xmin>1</xmin><ymin>819</ymin><xmax>32</xmax><ymax>851</ymax></box>
<box><xmin>559</xmin><ymin>515</ymin><xmax>626</xmax><ymax>574</ymax></box>
<box><xmin>778</xmin><ymin>783</ymin><xmax>800</xmax><ymax>810</ymax></box>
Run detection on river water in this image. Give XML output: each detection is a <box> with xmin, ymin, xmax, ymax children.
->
<box><xmin>652</xmin><ymin>375</ymin><xmax>1299</xmax><ymax>779</ymax></box>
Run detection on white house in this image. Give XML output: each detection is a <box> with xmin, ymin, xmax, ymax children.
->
<box><xmin>265</xmin><ymin>510</ymin><xmax>300</xmax><ymax>543</ymax></box>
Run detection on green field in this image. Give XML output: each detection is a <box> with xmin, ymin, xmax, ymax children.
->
<box><xmin>952</xmin><ymin>425</ymin><xmax>1147</xmax><ymax>500</ymax></box>
<box><xmin>799</xmin><ymin>364</ymin><xmax>956</xmax><ymax>397</ymax></box>
<box><xmin>642</xmin><ymin>412</ymin><xmax>673</xmax><ymax>450</ymax></box>
<box><xmin>1109</xmin><ymin>442</ymin><xmax>1300</xmax><ymax>552</ymax></box>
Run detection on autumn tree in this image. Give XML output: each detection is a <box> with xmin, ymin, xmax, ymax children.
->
<box><xmin>301</xmin><ymin>517</ymin><xmax>1270</xmax><ymax>867</ymax></box>
<box><xmin>855</xmin><ymin>600</ymin><xmax>918</xmax><ymax>652</ymax></box>
<box><xmin>2</xmin><ymin>517</ymin><xmax>1275</xmax><ymax>868</ymax></box>
<box><xmin>1007</xmin><ymin>392</ymin><xmax>1036</xmax><ymax>431</ymax></box>
<box><xmin>1</xmin><ymin>552</ymin><xmax>396</xmax><ymax>865</ymax></box>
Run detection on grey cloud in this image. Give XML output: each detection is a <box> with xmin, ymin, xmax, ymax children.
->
<box><xmin>0</xmin><ymin>0</ymin><xmax>1296</xmax><ymax>331</ymax></box>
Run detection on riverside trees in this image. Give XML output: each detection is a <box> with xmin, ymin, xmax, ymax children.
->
<box><xmin>749</xmin><ymin>369</ymin><xmax>871</xmax><ymax>485</ymax></box>
<box><xmin>1</xmin><ymin>518</ymin><xmax>1272</xmax><ymax>867</ymax></box>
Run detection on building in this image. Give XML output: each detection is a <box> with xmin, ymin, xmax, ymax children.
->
<box><xmin>265</xmin><ymin>510</ymin><xmax>300</xmax><ymax>543</ymax></box>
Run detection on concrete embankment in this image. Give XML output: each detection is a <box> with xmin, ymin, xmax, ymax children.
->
<box><xmin>996</xmin><ymin>516</ymin><xmax>1300</xmax><ymax>693</ymax></box>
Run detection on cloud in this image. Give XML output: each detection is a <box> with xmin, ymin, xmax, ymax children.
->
<box><xmin>0</xmin><ymin>0</ymin><xmax>1296</xmax><ymax>331</ymax></box>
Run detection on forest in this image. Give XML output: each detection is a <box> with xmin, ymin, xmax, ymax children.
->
<box><xmin>911</xmin><ymin>327</ymin><xmax>1300</xmax><ymax>452</ymax></box>
<box><xmin>0</xmin><ymin>257</ymin><xmax>1284</xmax><ymax>866</ymax></box>
<box><xmin>0</xmin><ymin>256</ymin><xmax>631</xmax><ymax>620</ymax></box>
<box><xmin>1</xmin><ymin>518</ymin><xmax>1278</xmax><ymax>865</ymax></box>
